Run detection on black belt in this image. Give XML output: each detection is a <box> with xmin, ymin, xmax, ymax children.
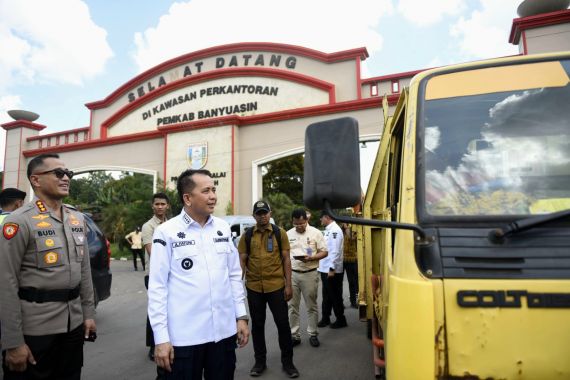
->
<box><xmin>18</xmin><ymin>286</ymin><xmax>80</xmax><ymax>303</ymax></box>
<box><xmin>292</xmin><ymin>268</ymin><xmax>317</xmax><ymax>273</ymax></box>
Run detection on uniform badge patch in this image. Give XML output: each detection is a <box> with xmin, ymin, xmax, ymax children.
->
<box><xmin>177</xmin><ymin>232</ymin><xmax>186</xmax><ymax>239</ymax></box>
<box><xmin>217</xmin><ymin>230</ymin><xmax>223</xmax><ymax>236</ymax></box>
<box><xmin>32</xmin><ymin>214</ymin><xmax>50</xmax><ymax>220</ymax></box>
<box><xmin>153</xmin><ymin>239</ymin><xmax>166</xmax><ymax>246</ymax></box>
<box><xmin>36</xmin><ymin>221</ymin><xmax>51</xmax><ymax>228</ymax></box>
<box><xmin>3</xmin><ymin>223</ymin><xmax>19</xmax><ymax>240</ymax></box>
<box><xmin>44</xmin><ymin>251</ymin><xmax>58</xmax><ymax>264</ymax></box>
<box><xmin>45</xmin><ymin>238</ymin><xmax>55</xmax><ymax>247</ymax></box>
<box><xmin>181</xmin><ymin>258</ymin><xmax>193</xmax><ymax>270</ymax></box>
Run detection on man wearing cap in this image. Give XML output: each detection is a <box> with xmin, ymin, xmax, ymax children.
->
<box><xmin>0</xmin><ymin>188</ymin><xmax>27</xmax><ymax>224</ymax></box>
<box><xmin>317</xmin><ymin>210</ymin><xmax>347</xmax><ymax>329</ymax></box>
<box><xmin>238</xmin><ymin>201</ymin><xmax>299</xmax><ymax>378</ymax></box>
<box><xmin>0</xmin><ymin>153</ymin><xmax>96</xmax><ymax>380</ymax></box>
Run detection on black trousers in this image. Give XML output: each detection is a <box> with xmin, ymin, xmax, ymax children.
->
<box><xmin>344</xmin><ymin>262</ymin><xmax>358</xmax><ymax>305</ymax></box>
<box><xmin>247</xmin><ymin>287</ymin><xmax>293</xmax><ymax>364</ymax></box>
<box><xmin>132</xmin><ymin>248</ymin><xmax>145</xmax><ymax>270</ymax></box>
<box><xmin>2</xmin><ymin>324</ymin><xmax>84</xmax><ymax>380</ymax></box>
<box><xmin>144</xmin><ymin>275</ymin><xmax>155</xmax><ymax>348</ymax></box>
<box><xmin>320</xmin><ymin>272</ymin><xmax>345</xmax><ymax>321</ymax></box>
<box><xmin>157</xmin><ymin>335</ymin><xmax>236</xmax><ymax>380</ymax></box>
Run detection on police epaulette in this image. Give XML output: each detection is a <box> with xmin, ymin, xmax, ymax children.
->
<box><xmin>35</xmin><ymin>200</ymin><xmax>48</xmax><ymax>213</ymax></box>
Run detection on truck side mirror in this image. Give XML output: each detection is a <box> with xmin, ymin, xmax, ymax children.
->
<box><xmin>303</xmin><ymin>117</ymin><xmax>361</xmax><ymax>209</ymax></box>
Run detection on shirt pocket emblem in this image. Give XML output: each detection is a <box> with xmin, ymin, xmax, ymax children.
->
<box><xmin>35</xmin><ymin>236</ymin><xmax>64</xmax><ymax>268</ymax></box>
<box><xmin>44</xmin><ymin>251</ymin><xmax>59</xmax><ymax>265</ymax></box>
<box><xmin>181</xmin><ymin>258</ymin><xmax>193</xmax><ymax>270</ymax></box>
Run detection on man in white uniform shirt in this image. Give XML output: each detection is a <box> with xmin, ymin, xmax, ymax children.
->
<box><xmin>287</xmin><ymin>209</ymin><xmax>327</xmax><ymax>348</ymax></box>
<box><xmin>148</xmin><ymin>169</ymin><xmax>249</xmax><ymax>379</ymax></box>
<box><xmin>317</xmin><ymin>210</ymin><xmax>347</xmax><ymax>329</ymax></box>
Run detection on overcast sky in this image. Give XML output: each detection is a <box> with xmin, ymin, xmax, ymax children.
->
<box><xmin>0</xmin><ymin>0</ymin><xmax>523</xmax><ymax>172</ymax></box>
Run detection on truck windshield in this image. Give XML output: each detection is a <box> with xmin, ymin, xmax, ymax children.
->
<box><xmin>421</xmin><ymin>59</ymin><xmax>570</xmax><ymax>216</ymax></box>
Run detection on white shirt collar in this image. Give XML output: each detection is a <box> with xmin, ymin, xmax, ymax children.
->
<box><xmin>181</xmin><ymin>210</ymin><xmax>213</xmax><ymax>226</ymax></box>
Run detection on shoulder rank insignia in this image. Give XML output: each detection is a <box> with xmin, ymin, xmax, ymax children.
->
<box><xmin>3</xmin><ymin>223</ymin><xmax>19</xmax><ymax>240</ymax></box>
<box><xmin>68</xmin><ymin>214</ymin><xmax>81</xmax><ymax>226</ymax></box>
<box><xmin>35</xmin><ymin>200</ymin><xmax>48</xmax><ymax>213</ymax></box>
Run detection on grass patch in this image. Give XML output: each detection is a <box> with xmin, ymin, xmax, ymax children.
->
<box><xmin>110</xmin><ymin>243</ymin><xmax>131</xmax><ymax>260</ymax></box>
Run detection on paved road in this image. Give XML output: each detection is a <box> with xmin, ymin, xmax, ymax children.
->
<box><xmin>4</xmin><ymin>260</ymin><xmax>375</xmax><ymax>379</ymax></box>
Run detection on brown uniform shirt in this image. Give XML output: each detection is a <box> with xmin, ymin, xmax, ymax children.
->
<box><xmin>238</xmin><ymin>224</ymin><xmax>290</xmax><ymax>293</ymax></box>
<box><xmin>0</xmin><ymin>199</ymin><xmax>95</xmax><ymax>349</ymax></box>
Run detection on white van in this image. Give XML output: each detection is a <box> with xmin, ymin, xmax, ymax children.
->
<box><xmin>221</xmin><ymin>215</ymin><xmax>275</xmax><ymax>247</ymax></box>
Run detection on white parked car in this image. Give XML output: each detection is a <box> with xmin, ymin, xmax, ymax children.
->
<box><xmin>221</xmin><ymin>215</ymin><xmax>275</xmax><ymax>247</ymax></box>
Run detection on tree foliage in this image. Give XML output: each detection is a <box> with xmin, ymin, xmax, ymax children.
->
<box><xmin>65</xmin><ymin>171</ymin><xmax>157</xmax><ymax>249</ymax></box>
<box><xmin>262</xmin><ymin>154</ymin><xmax>304</xmax><ymax>205</ymax></box>
<box><xmin>264</xmin><ymin>193</ymin><xmax>298</xmax><ymax>230</ymax></box>
<box><xmin>261</xmin><ymin>154</ymin><xmax>322</xmax><ymax>228</ymax></box>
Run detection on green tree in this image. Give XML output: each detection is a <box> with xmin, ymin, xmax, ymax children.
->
<box><xmin>262</xmin><ymin>154</ymin><xmax>304</xmax><ymax>204</ymax></box>
<box><xmin>261</xmin><ymin>154</ymin><xmax>325</xmax><ymax>227</ymax></box>
<box><xmin>99</xmin><ymin>173</ymin><xmax>154</xmax><ymax>249</ymax></box>
<box><xmin>66</xmin><ymin>171</ymin><xmax>114</xmax><ymax>214</ymax></box>
<box><xmin>264</xmin><ymin>192</ymin><xmax>302</xmax><ymax>230</ymax></box>
<box><xmin>66</xmin><ymin>171</ymin><xmax>156</xmax><ymax>249</ymax></box>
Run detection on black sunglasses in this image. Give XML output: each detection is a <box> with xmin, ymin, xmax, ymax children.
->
<box><xmin>34</xmin><ymin>168</ymin><xmax>74</xmax><ymax>179</ymax></box>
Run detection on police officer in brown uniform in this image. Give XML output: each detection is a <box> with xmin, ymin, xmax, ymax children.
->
<box><xmin>0</xmin><ymin>153</ymin><xmax>96</xmax><ymax>380</ymax></box>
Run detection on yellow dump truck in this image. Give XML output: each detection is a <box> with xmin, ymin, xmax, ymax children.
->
<box><xmin>303</xmin><ymin>51</ymin><xmax>570</xmax><ymax>379</ymax></box>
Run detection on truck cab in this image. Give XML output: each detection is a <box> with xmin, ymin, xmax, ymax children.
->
<box><xmin>304</xmin><ymin>52</ymin><xmax>570</xmax><ymax>379</ymax></box>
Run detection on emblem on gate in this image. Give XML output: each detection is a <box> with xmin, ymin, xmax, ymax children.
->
<box><xmin>187</xmin><ymin>142</ymin><xmax>208</xmax><ymax>170</ymax></box>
